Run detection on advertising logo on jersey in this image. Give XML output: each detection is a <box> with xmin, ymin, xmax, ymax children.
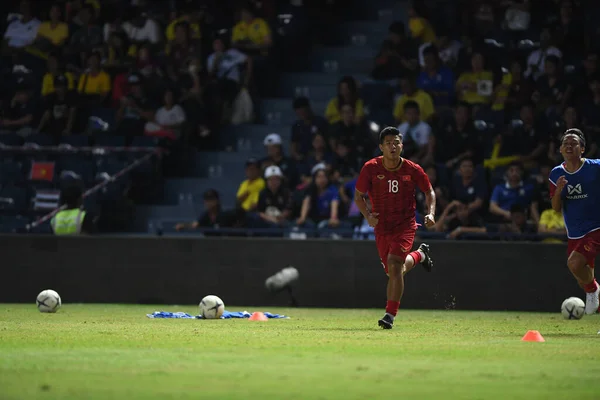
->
<box><xmin>566</xmin><ymin>183</ymin><xmax>588</xmax><ymax>199</ymax></box>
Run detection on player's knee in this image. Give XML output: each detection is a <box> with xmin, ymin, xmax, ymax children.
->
<box><xmin>387</xmin><ymin>256</ymin><xmax>404</xmax><ymax>279</ymax></box>
<box><xmin>567</xmin><ymin>252</ymin><xmax>587</xmax><ymax>273</ymax></box>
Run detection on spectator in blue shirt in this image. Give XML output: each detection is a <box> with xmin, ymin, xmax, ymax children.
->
<box><xmin>450</xmin><ymin>158</ymin><xmax>486</xmax><ymax>217</ymax></box>
<box><xmin>417</xmin><ymin>45</ymin><xmax>455</xmax><ymax>107</ymax></box>
<box><xmin>489</xmin><ymin>162</ymin><xmax>534</xmax><ymax>223</ymax></box>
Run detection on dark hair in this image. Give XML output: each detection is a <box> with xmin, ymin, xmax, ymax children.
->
<box><xmin>337</xmin><ymin>76</ymin><xmax>358</xmax><ymax>108</ymax></box>
<box><xmin>561</xmin><ymin>128</ymin><xmax>586</xmax><ymax>147</ymax></box>
<box><xmin>293</xmin><ymin>97</ymin><xmax>310</xmax><ymax>110</ymax></box>
<box><xmin>545</xmin><ymin>55</ymin><xmax>560</xmax><ymax>66</ymax></box>
<box><xmin>403</xmin><ymin>100</ymin><xmax>420</xmax><ymax>113</ymax></box>
<box><xmin>422</xmin><ymin>44</ymin><xmax>438</xmax><ymax>57</ymax></box>
<box><xmin>507</xmin><ymin>161</ymin><xmax>523</xmax><ymax>170</ymax></box>
<box><xmin>456</xmin><ymin>101</ymin><xmax>471</xmax><ymax>111</ymax></box>
<box><xmin>378</xmin><ymin>127</ymin><xmax>402</xmax><ymax>144</ymax></box>
<box><xmin>60</xmin><ymin>181</ymin><xmax>84</xmax><ymax>208</ymax></box>
<box><xmin>459</xmin><ymin>157</ymin><xmax>474</xmax><ymax>166</ymax></box>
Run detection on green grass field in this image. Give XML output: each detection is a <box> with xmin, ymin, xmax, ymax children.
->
<box><xmin>1</xmin><ymin>304</ymin><xmax>599</xmax><ymax>400</ymax></box>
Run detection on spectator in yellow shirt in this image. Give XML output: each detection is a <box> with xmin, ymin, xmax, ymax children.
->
<box><xmin>165</xmin><ymin>7</ymin><xmax>202</xmax><ymax>42</ymax></box>
<box><xmin>325</xmin><ymin>76</ymin><xmax>365</xmax><ymax>124</ymax></box>
<box><xmin>393</xmin><ymin>77</ymin><xmax>435</xmax><ymax>123</ymax></box>
<box><xmin>237</xmin><ymin>158</ymin><xmax>266</xmax><ymax>211</ymax></box>
<box><xmin>35</xmin><ymin>4</ymin><xmax>69</xmax><ymax>51</ymax></box>
<box><xmin>456</xmin><ymin>52</ymin><xmax>494</xmax><ymax>107</ymax></box>
<box><xmin>231</xmin><ymin>5</ymin><xmax>272</xmax><ymax>56</ymax></box>
<box><xmin>408</xmin><ymin>5</ymin><xmax>436</xmax><ymax>45</ymax></box>
<box><xmin>77</xmin><ymin>52</ymin><xmax>111</xmax><ymax>102</ymax></box>
<box><xmin>41</xmin><ymin>53</ymin><xmax>75</xmax><ymax>97</ymax></box>
<box><xmin>538</xmin><ymin>208</ymin><xmax>566</xmax><ymax>243</ymax></box>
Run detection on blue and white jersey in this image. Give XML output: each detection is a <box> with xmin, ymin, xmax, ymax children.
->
<box><xmin>549</xmin><ymin>158</ymin><xmax>600</xmax><ymax>239</ymax></box>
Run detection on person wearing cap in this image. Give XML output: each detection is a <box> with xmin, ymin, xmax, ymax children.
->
<box><xmin>261</xmin><ymin>133</ymin><xmax>299</xmax><ymax>188</ymax></box>
<box><xmin>117</xmin><ymin>73</ymin><xmax>156</xmax><ymax>138</ymax></box>
<box><xmin>236</xmin><ymin>158</ymin><xmax>265</xmax><ymax>212</ymax></box>
<box><xmin>51</xmin><ymin>179</ymin><xmax>95</xmax><ymax>235</ymax></box>
<box><xmin>254</xmin><ymin>165</ymin><xmax>292</xmax><ymax>229</ymax></box>
<box><xmin>38</xmin><ymin>74</ymin><xmax>77</xmax><ymax>137</ymax></box>
<box><xmin>0</xmin><ymin>81</ymin><xmax>34</xmax><ymax>137</ymax></box>
<box><xmin>291</xmin><ymin>97</ymin><xmax>328</xmax><ymax>161</ymax></box>
<box><xmin>175</xmin><ymin>189</ymin><xmax>228</xmax><ymax>232</ymax></box>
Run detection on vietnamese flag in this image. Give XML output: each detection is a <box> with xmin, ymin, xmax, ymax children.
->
<box><xmin>29</xmin><ymin>162</ymin><xmax>55</xmax><ymax>182</ymax></box>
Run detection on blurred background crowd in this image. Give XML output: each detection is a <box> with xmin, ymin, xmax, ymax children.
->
<box><xmin>0</xmin><ymin>0</ymin><xmax>598</xmax><ymax>241</ymax></box>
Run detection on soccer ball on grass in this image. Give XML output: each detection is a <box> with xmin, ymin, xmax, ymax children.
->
<box><xmin>199</xmin><ymin>295</ymin><xmax>225</xmax><ymax>319</ymax></box>
<box><xmin>36</xmin><ymin>289</ymin><xmax>62</xmax><ymax>313</ymax></box>
<box><xmin>561</xmin><ymin>297</ymin><xmax>585</xmax><ymax>320</ymax></box>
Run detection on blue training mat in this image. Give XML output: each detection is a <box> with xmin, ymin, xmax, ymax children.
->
<box><xmin>146</xmin><ymin>310</ymin><xmax>289</xmax><ymax>319</ymax></box>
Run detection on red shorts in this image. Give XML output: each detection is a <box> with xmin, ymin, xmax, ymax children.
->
<box><xmin>567</xmin><ymin>229</ymin><xmax>600</xmax><ymax>268</ymax></box>
<box><xmin>375</xmin><ymin>230</ymin><xmax>416</xmax><ymax>275</ymax></box>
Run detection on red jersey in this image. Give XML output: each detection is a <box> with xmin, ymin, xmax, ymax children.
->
<box><xmin>355</xmin><ymin>157</ymin><xmax>431</xmax><ymax>235</ymax></box>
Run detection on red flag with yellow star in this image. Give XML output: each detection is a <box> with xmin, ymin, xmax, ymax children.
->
<box><xmin>29</xmin><ymin>162</ymin><xmax>55</xmax><ymax>182</ymax></box>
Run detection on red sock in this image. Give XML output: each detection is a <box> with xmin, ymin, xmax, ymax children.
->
<box><xmin>583</xmin><ymin>279</ymin><xmax>598</xmax><ymax>293</ymax></box>
<box><xmin>408</xmin><ymin>250</ymin><xmax>422</xmax><ymax>264</ymax></box>
<box><xmin>385</xmin><ymin>301</ymin><xmax>400</xmax><ymax>316</ymax></box>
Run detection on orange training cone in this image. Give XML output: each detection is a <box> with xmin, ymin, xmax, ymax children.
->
<box><xmin>521</xmin><ymin>330</ymin><xmax>545</xmax><ymax>342</ymax></box>
<box><xmin>249</xmin><ymin>312</ymin><xmax>268</xmax><ymax>321</ymax></box>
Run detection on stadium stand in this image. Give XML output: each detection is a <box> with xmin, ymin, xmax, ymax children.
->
<box><xmin>0</xmin><ymin>0</ymin><xmax>594</xmax><ymax>242</ymax></box>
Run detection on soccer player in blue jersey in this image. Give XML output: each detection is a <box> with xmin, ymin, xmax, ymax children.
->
<box><xmin>549</xmin><ymin>128</ymin><xmax>600</xmax><ymax>314</ymax></box>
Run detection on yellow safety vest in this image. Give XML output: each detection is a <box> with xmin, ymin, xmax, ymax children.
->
<box><xmin>50</xmin><ymin>209</ymin><xmax>86</xmax><ymax>235</ymax></box>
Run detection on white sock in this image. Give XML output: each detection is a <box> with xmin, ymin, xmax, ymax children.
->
<box><xmin>417</xmin><ymin>249</ymin><xmax>426</xmax><ymax>262</ymax></box>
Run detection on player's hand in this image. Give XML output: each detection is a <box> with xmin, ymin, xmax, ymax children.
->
<box><xmin>556</xmin><ymin>175</ymin><xmax>568</xmax><ymax>192</ymax></box>
<box><xmin>366</xmin><ymin>212</ymin><xmax>379</xmax><ymax>227</ymax></box>
<box><xmin>424</xmin><ymin>214</ymin><xmax>435</xmax><ymax>228</ymax></box>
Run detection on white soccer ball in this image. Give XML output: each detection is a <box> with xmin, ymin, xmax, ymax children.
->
<box><xmin>199</xmin><ymin>295</ymin><xmax>224</xmax><ymax>319</ymax></box>
<box><xmin>561</xmin><ymin>297</ymin><xmax>585</xmax><ymax>320</ymax></box>
<box><xmin>36</xmin><ymin>290</ymin><xmax>61</xmax><ymax>313</ymax></box>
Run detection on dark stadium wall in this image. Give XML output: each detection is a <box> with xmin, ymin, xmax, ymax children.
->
<box><xmin>0</xmin><ymin>236</ymin><xmax>580</xmax><ymax>312</ymax></box>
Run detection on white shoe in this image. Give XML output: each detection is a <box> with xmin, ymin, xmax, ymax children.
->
<box><xmin>584</xmin><ymin>285</ymin><xmax>600</xmax><ymax>315</ymax></box>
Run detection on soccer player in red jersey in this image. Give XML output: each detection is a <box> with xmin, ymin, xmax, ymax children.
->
<box><xmin>354</xmin><ymin>127</ymin><xmax>436</xmax><ymax>329</ymax></box>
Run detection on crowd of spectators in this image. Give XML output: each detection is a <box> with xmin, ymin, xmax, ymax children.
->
<box><xmin>179</xmin><ymin>0</ymin><xmax>598</xmax><ymax>241</ymax></box>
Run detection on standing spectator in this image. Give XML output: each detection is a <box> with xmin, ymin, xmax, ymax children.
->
<box><xmin>435</xmin><ymin>102</ymin><xmax>483</xmax><ymax>168</ymax></box>
<box><xmin>329</xmin><ymin>104</ymin><xmax>372</xmax><ymax>161</ymax></box>
<box><xmin>417</xmin><ymin>45</ymin><xmax>455</xmax><ymax>108</ymax></box>
<box><xmin>116</xmin><ymin>74</ymin><xmax>155</xmax><ymax>139</ymax></box>
<box><xmin>393</xmin><ymin>76</ymin><xmax>435</xmax><ymax>123</ymax></box>
<box><xmin>450</xmin><ymin>158</ymin><xmax>487</xmax><ymax>217</ymax></box>
<box><xmin>488</xmin><ymin>162</ymin><xmax>535</xmax><ymax>222</ymax></box>
<box><xmin>290</xmin><ymin>97</ymin><xmax>328</xmax><ymax>161</ymax></box>
<box><xmin>371</xmin><ymin>21</ymin><xmax>418</xmax><ymax>81</ymax></box>
<box><xmin>524</xmin><ymin>28</ymin><xmax>562</xmax><ymax>81</ymax></box>
<box><xmin>325</xmin><ymin>76</ymin><xmax>365</xmax><ymax>124</ymax></box>
<box><xmin>0</xmin><ymin>81</ymin><xmax>34</xmax><ymax>137</ymax></box>
<box><xmin>236</xmin><ymin>158</ymin><xmax>265</xmax><ymax>212</ymax></box>
<box><xmin>37</xmin><ymin>75</ymin><xmax>76</xmax><ymax>139</ymax></box>
<box><xmin>2</xmin><ymin>0</ymin><xmax>40</xmax><ymax>53</ymax></box>
<box><xmin>255</xmin><ymin>165</ymin><xmax>292</xmax><ymax>228</ymax></box>
<box><xmin>78</xmin><ymin>52</ymin><xmax>111</xmax><ymax>105</ymax></box>
<box><xmin>34</xmin><ymin>3</ymin><xmax>69</xmax><ymax>56</ymax></box>
<box><xmin>41</xmin><ymin>53</ymin><xmax>75</xmax><ymax>97</ymax></box>
<box><xmin>398</xmin><ymin>101</ymin><xmax>434</xmax><ymax>165</ymax></box>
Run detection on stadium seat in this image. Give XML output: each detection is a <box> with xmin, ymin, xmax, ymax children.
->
<box><xmin>94</xmin><ymin>134</ymin><xmax>126</xmax><ymax>147</ymax></box>
<box><xmin>0</xmin><ymin>162</ymin><xmax>25</xmax><ymax>184</ymax></box>
<box><xmin>130</xmin><ymin>136</ymin><xmax>159</xmax><ymax>148</ymax></box>
<box><xmin>0</xmin><ymin>186</ymin><xmax>29</xmax><ymax>213</ymax></box>
<box><xmin>23</xmin><ymin>133</ymin><xmax>54</xmax><ymax>147</ymax></box>
<box><xmin>0</xmin><ymin>132</ymin><xmax>23</xmax><ymax>146</ymax></box>
<box><xmin>60</xmin><ymin>135</ymin><xmax>90</xmax><ymax>147</ymax></box>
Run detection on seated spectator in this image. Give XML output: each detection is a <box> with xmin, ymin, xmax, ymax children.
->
<box><xmin>103</xmin><ymin>32</ymin><xmax>135</xmax><ymax>69</ymax></box>
<box><xmin>329</xmin><ymin>104</ymin><xmax>373</xmax><ymax>161</ymax></box>
<box><xmin>254</xmin><ymin>165</ymin><xmax>292</xmax><ymax>228</ymax></box>
<box><xmin>398</xmin><ymin>101</ymin><xmax>433</xmax><ymax>165</ymax></box>
<box><xmin>332</xmin><ymin>141</ymin><xmax>360</xmax><ymax>183</ymax></box>
<box><xmin>68</xmin><ymin>0</ymin><xmax>101</xmax><ymax>27</ymax></box>
<box><xmin>456</xmin><ymin>52</ymin><xmax>494</xmax><ymax>108</ymax></box>
<box><xmin>34</xmin><ymin>3</ymin><xmax>69</xmax><ymax>56</ymax></box>
<box><xmin>434</xmin><ymin>200</ymin><xmax>486</xmax><ymax>239</ymax></box>
<box><xmin>419</xmin><ymin>26</ymin><xmax>461</xmax><ymax>69</ymax></box>
<box><xmin>41</xmin><ymin>53</ymin><xmax>75</xmax><ymax>97</ymax></box>
<box><xmin>548</xmin><ymin>107</ymin><xmax>596</xmax><ymax>163</ymax></box>
<box><xmin>408</xmin><ymin>3</ymin><xmax>436</xmax><ymax>45</ymax></box>
<box><xmin>574</xmin><ymin>52</ymin><xmax>599</xmax><ymax>100</ymax></box>
<box><xmin>450</xmin><ymin>158</ymin><xmax>486</xmax><ymax>217</ymax></box>
<box><xmin>68</xmin><ymin>5</ymin><xmax>103</xmax><ymax>60</ymax></box>
<box><xmin>531</xmin><ymin>160</ymin><xmax>553</xmax><ymax>220</ymax></box>
<box><xmin>302</xmin><ymin>134</ymin><xmax>334</xmax><ymax>177</ymax></box>
<box><xmin>2</xmin><ymin>0</ymin><xmax>40</xmax><ymax>53</ymax></box>
<box><xmin>500</xmin><ymin>103</ymin><xmax>548</xmax><ymax>165</ymax></box>
<box><xmin>37</xmin><ymin>75</ymin><xmax>76</xmax><ymax>139</ymax></box>
<box><xmin>296</xmin><ymin>166</ymin><xmax>349</xmax><ymax>231</ymax></box>
<box><xmin>175</xmin><ymin>189</ymin><xmax>229</xmax><ymax>232</ymax></box>
<box><xmin>166</xmin><ymin>6</ymin><xmax>202</xmax><ymax>42</ymax></box>
<box><xmin>144</xmin><ymin>89</ymin><xmax>186</xmax><ymax>140</ymax></box>
<box><xmin>102</xmin><ymin>7</ymin><xmax>126</xmax><ymax>44</ymax></box>
<box><xmin>489</xmin><ymin>162</ymin><xmax>535</xmax><ymax>222</ymax></box>
<box><xmin>1</xmin><ymin>80</ymin><xmax>34</xmax><ymax>137</ymax></box>
<box><xmin>417</xmin><ymin>164</ymin><xmax>449</xmax><ymax>218</ymax></box>
<box><xmin>497</xmin><ymin>204</ymin><xmax>537</xmax><ymax>235</ymax></box>
<box><xmin>506</xmin><ymin>59</ymin><xmax>533</xmax><ymax>116</ymax></box>
<box><xmin>435</xmin><ymin>102</ymin><xmax>483</xmax><ymax>168</ymax></box>
<box><xmin>78</xmin><ymin>51</ymin><xmax>111</xmax><ymax>105</ymax></box>
<box><xmin>538</xmin><ymin>208</ymin><xmax>566</xmax><ymax>243</ymax></box>
<box><xmin>262</xmin><ymin>133</ymin><xmax>299</xmax><ymax>189</ymax></box>
<box><xmin>121</xmin><ymin>8</ymin><xmax>161</xmax><ymax>46</ymax></box>
<box><xmin>524</xmin><ymin>28</ymin><xmax>562</xmax><ymax>81</ymax></box>
<box><xmin>116</xmin><ymin>74</ymin><xmax>156</xmax><ymax>139</ymax></box>
<box><xmin>236</xmin><ymin>158</ymin><xmax>265</xmax><ymax>212</ymax></box>
<box><xmin>417</xmin><ymin>45</ymin><xmax>454</xmax><ymax>108</ymax></box>
<box><xmin>491</xmin><ymin>66</ymin><xmax>512</xmax><ymax>114</ymax></box>
<box><xmin>371</xmin><ymin>21</ymin><xmax>418</xmax><ymax>81</ymax></box>
<box><xmin>231</xmin><ymin>5</ymin><xmax>272</xmax><ymax>57</ymax></box>
<box><xmin>554</xmin><ymin>0</ymin><xmax>585</xmax><ymax>64</ymax></box>
<box><xmin>207</xmin><ymin>36</ymin><xmax>252</xmax><ymax>124</ymax></box>
<box><xmin>325</xmin><ymin>76</ymin><xmax>365</xmax><ymax>124</ymax></box>
<box><xmin>291</xmin><ymin>97</ymin><xmax>328</xmax><ymax>161</ymax></box>
<box><xmin>531</xmin><ymin>55</ymin><xmax>571</xmax><ymax>116</ymax></box>
<box><xmin>166</xmin><ymin>22</ymin><xmax>201</xmax><ymax>73</ymax></box>
<box><xmin>580</xmin><ymin>73</ymin><xmax>600</xmax><ymax>139</ymax></box>
<box><xmin>393</xmin><ymin>76</ymin><xmax>434</xmax><ymax>123</ymax></box>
